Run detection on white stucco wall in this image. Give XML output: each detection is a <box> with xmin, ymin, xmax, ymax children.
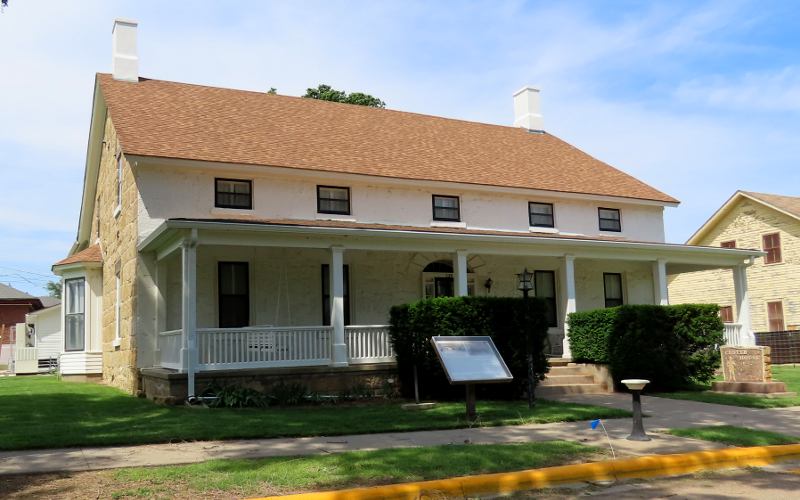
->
<box><xmin>135</xmin><ymin>164</ymin><xmax>667</xmax><ymax>245</ymax></box>
<box><xmin>154</xmin><ymin>246</ymin><xmax>656</xmax><ymax>333</ymax></box>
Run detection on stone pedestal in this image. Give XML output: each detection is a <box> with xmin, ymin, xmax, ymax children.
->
<box><xmin>711</xmin><ymin>346</ymin><xmax>795</xmax><ymax>397</ymax></box>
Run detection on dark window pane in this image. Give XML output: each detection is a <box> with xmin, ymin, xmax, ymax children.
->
<box><xmin>317</xmin><ymin>186</ymin><xmax>351</xmax><ymax>214</ymax></box>
<box><xmin>603</xmin><ymin>273</ymin><xmax>623</xmax><ymax>308</ymax></box>
<box><xmin>218</xmin><ymin>262</ymin><xmax>249</xmax><ymax>328</ymax></box>
<box><xmin>433</xmin><ymin>195</ymin><xmax>460</xmax><ymax>221</ymax></box>
<box><xmin>598</xmin><ymin>208</ymin><xmax>621</xmax><ymax>232</ymax></box>
<box><xmin>534</xmin><ymin>270</ymin><xmax>557</xmax><ymax>327</ymax></box>
<box><xmin>64</xmin><ymin>278</ymin><xmax>85</xmax><ymax>351</ymax></box>
<box><xmin>215</xmin><ymin>179</ymin><xmax>252</xmax><ymax>209</ymax></box>
<box><xmin>529</xmin><ymin>203</ymin><xmax>555</xmax><ymax>227</ymax></box>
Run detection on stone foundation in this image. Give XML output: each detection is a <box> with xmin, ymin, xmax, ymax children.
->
<box><xmin>710</xmin><ymin>380</ymin><xmax>795</xmax><ymax>397</ymax></box>
<box><xmin>141</xmin><ymin>363</ymin><xmax>399</xmax><ymax>405</ymax></box>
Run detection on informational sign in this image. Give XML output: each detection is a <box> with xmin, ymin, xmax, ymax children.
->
<box><xmin>430</xmin><ymin>336</ymin><xmax>513</xmax><ymax>384</ymax></box>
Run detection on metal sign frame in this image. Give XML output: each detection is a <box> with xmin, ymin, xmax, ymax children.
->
<box><xmin>430</xmin><ymin>336</ymin><xmax>513</xmax><ymax>385</ymax></box>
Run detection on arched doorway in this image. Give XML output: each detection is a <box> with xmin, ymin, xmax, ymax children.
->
<box><xmin>422</xmin><ymin>260</ymin><xmax>475</xmax><ymax>298</ymax></box>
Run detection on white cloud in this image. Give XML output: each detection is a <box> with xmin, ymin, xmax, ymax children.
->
<box><xmin>675</xmin><ymin>66</ymin><xmax>800</xmax><ymax>112</ymax></box>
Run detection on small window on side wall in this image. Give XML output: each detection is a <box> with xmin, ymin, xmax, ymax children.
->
<box><xmin>720</xmin><ymin>240</ymin><xmax>736</xmax><ymax>249</ymax></box>
<box><xmin>598</xmin><ymin>208</ymin><xmax>621</xmax><ymax>232</ymax></box>
<box><xmin>603</xmin><ymin>273</ymin><xmax>623</xmax><ymax>307</ymax></box>
<box><xmin>529</xmin><ymin>202</ymin><xmax>554</xmax><ymax>228</ymax></box>
<box><xmin>432</xmin><ymin>195</ymin><xmax>460</xmax><ymax>221</ymax></box>
<box><xmin>215</xmin><ymin>178</ymin><xmax>252</xmax><ymax>209</ymax></box>
<box><xmin>317</xmin><ymin>186</ymin><xmax>351</xmax><ymax>215</ymax></box>
<box><xmin>767</xmin><ymin>301</ymin><xmax>785</xmax><ymax>332</ymax></box>
<box><xmin>763</xmin><ymin>233</ymin><xmax>782</xmax><ymax>264</ymax></box>
<box><xmin>719</xmin><ymin>305</ymin><xmax>734</xmax><ymax>323</ymax></box>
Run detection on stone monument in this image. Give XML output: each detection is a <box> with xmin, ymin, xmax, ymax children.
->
<box><xmin>711</xmin><ymin>346</ymin><xmax>794</xmax><ymax>396</ymax></box>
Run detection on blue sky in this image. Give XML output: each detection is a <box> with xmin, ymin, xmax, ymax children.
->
<box><xmin>2</xmin><ymin>0</ymin><xmax>800</xmax><ymax>295</ymax></box>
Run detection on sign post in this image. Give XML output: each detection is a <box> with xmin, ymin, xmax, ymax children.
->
<box><xmin>430</xmin><ymin>336</ymin><xmax>513</xmax><ymax>422</ymax></box>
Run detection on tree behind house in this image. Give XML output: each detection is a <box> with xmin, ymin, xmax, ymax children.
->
<box><xmin>303</xmin><ymin>84</ymin><xmax>386</xmax><ymax>108</ymax></box>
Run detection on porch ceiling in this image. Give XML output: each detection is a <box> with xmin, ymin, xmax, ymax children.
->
<box><xmin>139</xmin><ymin>218</ymin><xmax>764</xmax><ymax>268</ymax></box>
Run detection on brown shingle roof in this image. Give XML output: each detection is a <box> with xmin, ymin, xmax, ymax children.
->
<box><xmin>98</xmin><ymin>74</ymin><xmax>678</xmax><ymax>204</ymax></box>
<box><xmin>742</xmin><ymin>191</ymin><xmax>800</xmax><ymax>219</ymax></box>
<box><xmin>53</xmin><ymin>244</ymin><xmax>103</xmax><ymax>267</ymax></box>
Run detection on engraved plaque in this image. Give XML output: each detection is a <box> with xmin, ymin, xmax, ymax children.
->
<box><xmin>720</xmin><ymin>346</ymin><xmax>771</xmax><ymax>383</ymax></box>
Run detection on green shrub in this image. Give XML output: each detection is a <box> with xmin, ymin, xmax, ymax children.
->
<box><xmin>389</xmin><ymin>296</ymin><xmax>550</xmax><ymax>400</ymax></box>
<box><xmin>567</xmin><ymin>304</ymin><xmax>723</xmax><ymax>391</ymax></box>
<box><xmin>269</xmin><ymin>382</ymin><xmax>309</xmax><ymax>406</ymax></box>
<box><xmin>204</xmin><ymin>385</ymin><xmax>269</xmax><ymax>408</ymax></box>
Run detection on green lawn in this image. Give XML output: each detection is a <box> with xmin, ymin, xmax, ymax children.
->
<box><xmin>109</xmin><ymin>441</ymin><xmax>598</xmax><ymax>498</ymax></box>
<box><xmin>0</xmin><ymin>376</ymin><xmax>629</xmax><ymax>451</ymax></box>
<box><xmin>654</xmin><ymin>364</ymin><xmax>800</xmax><ymax>408</ymax></box>
<box><xmin>667</xmin><ymin>425</ymin><xmax>800</xmax><ymax>447</ymax></box>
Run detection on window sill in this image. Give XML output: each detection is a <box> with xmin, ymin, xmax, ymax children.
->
<box><xmin>211</xmin><ymin>207</ymin><xmax>254</xmax><ymax>216</ymax></box>
<box><xmin>112</xmin><ymin>338</ymin><xmax>121</xmax><ymax>349</ymax></box>
<box><xmin>316</xmin><ymin>214</ymin><xmax>356</xmax><ymax>222</ymax></box>
<box><xmin>430</xmin><ymin>221</ymin><xmax>466</xmax><ymax>228</ymax></box>
<box><xmin>113</xmin><ymin>205</ymin><xmax>122</xmax><ymax>219</ymax></box>
<box><xmin>529</xmin><ymin>226</ymin><xmax>559</xmax><ymax>234</ymax></box>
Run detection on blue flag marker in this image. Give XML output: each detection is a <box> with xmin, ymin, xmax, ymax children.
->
<box><xmin>590</xmin><ymin>419</ymin><xmax>601</xmax><ymax>430</ymax></box>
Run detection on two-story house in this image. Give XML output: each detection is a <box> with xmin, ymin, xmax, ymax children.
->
<box><xmin>53</xmin><ymin>20</ymin><xmax>763</xmax><ymax>401</ymax></box>
<box><xmin>670</xmin><ymin>191</ymin><xmax>800</xmax><ymax>354</ymax></box>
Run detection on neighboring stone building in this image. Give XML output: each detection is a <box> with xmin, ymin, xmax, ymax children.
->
<box><xmin>53</xmin><ymin>19</ymin><xmax>762</xmax><ymax>400</ymax></box>
<box><xmin>670</xmin><ymin>191</ymin><xmax>800</xmax><ymax>334</ymax></box>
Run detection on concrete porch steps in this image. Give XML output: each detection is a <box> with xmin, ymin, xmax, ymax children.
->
<box><xmin>536</xmin><ymin>359</ymin><xmax>611</xmax><ymax>398</ymax></box>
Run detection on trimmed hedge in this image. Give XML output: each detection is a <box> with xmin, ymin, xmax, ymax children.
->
<box><xmin>389</xmin><ymin>296</ymin><xmax>550</xmax><ymax>400</ymax></box>
<box><xmin>567</xmin><ymin>304</ymin><xmax>723</xmax><ymax>391</ymax></box>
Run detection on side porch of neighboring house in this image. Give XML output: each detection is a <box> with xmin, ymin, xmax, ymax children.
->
<box><xmin>132</xmin><ymin>219</ymin><xmax>763</xmax><ymax>402</ymax></box>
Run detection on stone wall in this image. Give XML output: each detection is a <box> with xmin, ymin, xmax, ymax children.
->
<box><xmin>89</xmin><ymin>115</ymin><xmax>140</xmax><ymax>393</ymax></box>
<box><xmin>141</xmin><ymin>364</ymin><xmax>398</xmax><ymax>405</ymax></box>
<box><xmin>669</xmin><ymin>197</ymin><xmax>800</xmax><ymax>332</ymax></box>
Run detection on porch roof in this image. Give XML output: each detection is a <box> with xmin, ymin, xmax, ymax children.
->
<box><xmin>140</xmin><ymin>217</ymin><xmax>764</xmax><ymax>271</ymax></box>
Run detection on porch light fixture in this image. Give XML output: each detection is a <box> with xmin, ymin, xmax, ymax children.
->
<box><xmin>516</xmin><ymin>268</ymin><xmax>534</xmax><ymax>293</ymax></box>
<box><xmin>484</xmin><ymin>277</ymin><xmax>494</xmax><ymax>293</ymax></box>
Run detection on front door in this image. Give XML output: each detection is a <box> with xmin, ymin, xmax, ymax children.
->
<box><xmin>434</xmin><ymin>276</ymin><xmax>454</xmax><ymax>297</ymax></box>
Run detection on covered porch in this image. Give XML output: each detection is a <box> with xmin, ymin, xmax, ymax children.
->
<box><xmin>139</xmin><ymin>219</ymin><xmax>763</xmax><ymax>397</ymax></box>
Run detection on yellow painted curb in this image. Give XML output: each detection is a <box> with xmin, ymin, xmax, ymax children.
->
<box><xmin>252</xmin><ymin>443</ymin><xmax>800</xmax><ymax>500</ymax></box>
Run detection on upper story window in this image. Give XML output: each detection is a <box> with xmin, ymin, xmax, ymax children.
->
<box><xmin>215</xmin><ymin>178</ymin><xmax>252</xmax><ymax>209</ymax></box>
<box><xmin>720</xmin><ymin>240</ymin><xmax>736</xmax><ymax>249</ymax></box>
<box><xmin>529</xmin><ymin>202</ymin><xmax>555</xmax><ymax>228</ymax></box>
<box><xmin>317</xmin><ymin>186</ymin><xmax>351</xmax><ymax>215</ymax></box>
<box><xmin>763</xmin><ymin>233</ymin><xmax>782</xmax><ymax>264</ymax></box>
<box><xmin>432</xmin><ymin>195</ymin><xmax>460</xmax><ymax>221</ymax></box>
<box><xmin>603</xmin><ymin>273</ymin><xmax>624</xmax><ymax>307</ymax></box>
<box><xmin>598</xmin><ymin>208</ymin><xmax>621</xmax><ymax>232</ymax></box>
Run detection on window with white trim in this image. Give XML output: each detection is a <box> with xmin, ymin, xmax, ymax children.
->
<box><xmin>65</xmin><ymin>278</ymin><xmax>86</xmax><ymax>351</ymax></box>
<box><xmin>114</xmin><ymin>261</ymin><xmax>121</xmax><ymax>346</ymax></box>
<box><xmin>603</xmin><ymin>273</ymin><xmax>624</xmax><ymax>307</ymax></box>
<box><xmin>115</xmin><ymin>152</ymin><xmax>123</xmax><ymax>215</ymax></box>
<box><xmin>598</xmin><ymin>208</ymin><xmax>621</xmax><ymax>232</ymax></box>
<box><xmin>432</xmin><ymin>195</ymin><xmax>460</xmax><ymax>222</ymax></box>
<box><xmin>529</xmin><ymin>202</ymin><xmax>555</xmax><ymax>228</ymax></box>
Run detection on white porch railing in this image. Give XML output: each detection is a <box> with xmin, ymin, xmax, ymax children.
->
<box><xmin>723</xmin><ymin>323</ymin><xmax>743</xmax><ymax>346</ymax></box>
<box><xmin>158</xmin><ymin>329</ymin><xmax>183</xmax><ymax>370</ymax></box>
<box><xmin>346</xmin><ymin>325</ymin><xmax>395</xmax><ymax>364</ymax></box>
<box><xmin>195</xmin><ymin>326</ymin><xmax>332</xmax><ymax>371</ymax></box>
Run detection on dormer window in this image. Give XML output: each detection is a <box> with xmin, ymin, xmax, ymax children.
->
<box><xmin>432</xmin><ymin>195</ymin><xmax>460</xmax><ymax>221</ymax></box>
<box><xmin>598</xmin><ymin>208</ymin><xmax>621</xmax><ymax>232</ymax></box>
<box><xmin>215</xmin><ymin>178</ymin><xmax>252</xmax><ymax>209</ymax></box>
<box><xmin>529</xmin><ymin>202</ymin><xmax>554</xmax><ymax>228</ymax></box>
<box><xmin>317</xmin><ymin>186</ymin><xmax>351</xmax><ymax>215</ymax></box>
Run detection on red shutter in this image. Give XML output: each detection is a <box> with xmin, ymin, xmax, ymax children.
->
<box><xmin>719</xmin><ymin>306</ymin><xmax>734</xmax><ymax>323</ymax></box>
<box><xmin>767</xmin><ymin>301</ymin><xmax>785</xmax><ymax>332</ymax></box>
<box><xmin>763</xmin><ymin>233</ymin><xmax>782</xmax><ymax>264</ymax></box>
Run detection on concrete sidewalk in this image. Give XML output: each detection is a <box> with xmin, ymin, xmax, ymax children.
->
<box><xmin>1</xmin><ymin>394</ymin><xmax>797</xmax><ymax>476</ymax></box>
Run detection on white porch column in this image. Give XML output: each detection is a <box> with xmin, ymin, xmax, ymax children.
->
<box><xmin>652</xmin><ymin>259</ymin><xmax>669</xmax><ymax>306</ymax></box>
<box><xmin>330</xmin><ymin>246</ymin><xmax>348</xmax><ymax>366</ymax></box>
<box><xmin>154</xmin><ymin>259</ymin><xmax>167</xmax><ymax>364</ymax></box>
<box><xmin>454</xmin><ymin>250</ymin><xmax>469</xmax><ymax>297</ymax></box>
<box><xmin>181</xmin><ymin>230</ymin><xmax>198</xmax><ymax>397</ymax></box>
<box><xmin>733</xmin><ymin>264</ymin><xmax>755</xmax><ymax>346</ymax></box>
<box><xmin>561</xmin><ymin>254</ymin><xmax>576</xmax><ymax>359</ymax></box>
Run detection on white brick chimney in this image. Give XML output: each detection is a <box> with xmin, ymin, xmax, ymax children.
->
<box><xmin>513</xmin><ymin>86</ymin><xmax>544</xmax><ymax>132</ymax></box>
<box><xmin>112</xmin><ymin>18</ymin><xmax>139</xmax><ymax>82</ymax></box>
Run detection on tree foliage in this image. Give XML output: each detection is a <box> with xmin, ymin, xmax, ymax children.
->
<box><xmin>45</xmin><ymin>281</ymin><xmax>62</xmax><ymax>299</ymax></box>
<box><xmin>303</xmin><ymin>84</ymin><xmax>386</xmax><ymax>108</ymax></box>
